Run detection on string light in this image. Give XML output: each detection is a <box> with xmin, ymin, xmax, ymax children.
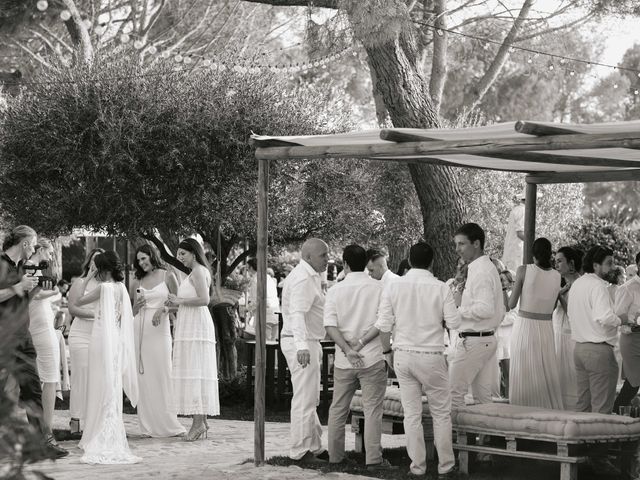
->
<box><xmin>36</xmin><ymin>0</ymin><xmax>48</xmax><ymax>12</ymax></box>
<box><xmin>60</xmin><ymin>10</ymin><xmax>71</xmax><ymax>21</ymax></box>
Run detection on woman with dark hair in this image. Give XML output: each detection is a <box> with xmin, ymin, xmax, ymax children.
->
<box><xmin>130</xmin><ymin>244</ymin><xmax>185</xmax><ymax>438</ymax></box>
<box><xmin>166</xmin><ymin>238</ymin><xmax>219</xmax><ymax>441</ymax></box>
<box><xmin>67</xmin><ymin>247</ymin><xmax>104</xmax><ymax>434</ymax></box>
<box><xmin>508</xmin><ymin>237</ymin><xmax>563</xmax><ymax>408</ymax></box>
<box><xmin>553</xmin><ymin>246</ymin><xmax>583</xmax><ymax>411</ymax></box>
<box><xmin>74</xmin><ymin>250</ymin><xmax>139</xmax><ymax>464</ymax></box>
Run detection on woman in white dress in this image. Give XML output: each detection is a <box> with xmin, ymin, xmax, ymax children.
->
<box><xmin>67</xmin><ymin>248</ymin><xmax>104</xmax><ymax>434</ymax></box>
<box><xmin>552</xmin><ymin>246</ymin><xmax>583</xmax><ymax>411</ymax></box>
<box><xmin>508</xmin><ymin>237</ymin><xmax>563</xmax><ymax>409</ymax></box>
<box><xmin>167</xmin><ymin>238</ymin><xmax>219</xmax><ymax>441</ymax></box>
<box><xmin>27</xmin><ymin>238</ymin><xmax>61</xmax><ymax>443</ymax></box>
<box><xmin>130</xmin><ymin>244</ymin><xmax>186</xmax><ymax>437</ymax></box>
<box><xmin>75</xmin><ymin>250</ymin><xmax>140</xmax><ymax>464</ymax></box>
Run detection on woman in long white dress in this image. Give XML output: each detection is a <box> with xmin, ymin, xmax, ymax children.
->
<box><xmin>131</xmin><ymin>244</ymin><xmax>185</xmax><ymax>437</ymax></box>
<box><xmin>27</xmin><ymin>238</ymin><xmax>61</xmax><ymax>443</ymax></box>
<box><xmin>508</xmin><ymin>237</ymin><xmax>563</xmax><ymax>409</ymax></box>
<box><xmin>167</xmin><ymin>238</ymin><xmax>219</xmax><ymax>441</ymax></box>
<box><xmin>75</xmin><ymin>250</ymin><xmax>140</xmax><ymax>464</ymax></box>
<box><xmin>67</xmin><ymin>248</ymin><xmax>104</xmax><ymax>434</ymax></box>
<box><xmin>552</xmin><ymin>246</ymin><xmax>583</xmax><ymax>411</ymax></box>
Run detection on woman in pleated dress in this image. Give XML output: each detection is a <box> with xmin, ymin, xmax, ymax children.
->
<box><xmin>130</xmin><ymin>244</ymin><xmax>185</xmax><ymax>437</ymax></box>
<box><xmin>552</xmin><ymin>246</ymin><xmax>583</xmax><ymax>411</ymax></box>
<box><xmin>67</xmin><ymin>247</ymin><xmax>104</xmax><ymax>434</ymax></box>
<box><xmin>166</xmin><ymin>238</ymin><xmax>219</xmax><ymax>441</ymax></box>
<box><xmin>508</xmin><ymin>237</ymin><xmax>563</xmax><ymax>409</ymax></box>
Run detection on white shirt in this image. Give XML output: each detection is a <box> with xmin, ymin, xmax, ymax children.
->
<box><xmin>501</xmin><ymin>203</ymin><xmax>525</xmax><ymax>272</ymax></box>
<box><xmin>375</xmin><ymin>269</ymin><xmax>460</xmax><ymax>352</ymax></box>
<box><xmin>247</xmin><ymin>274</ymin><xmax>280</xmax><ymax>324</ymax></box>
<box><xmin>381</xmin><ymin>269</ymin><xmax>399</xmax><ymax>286</ymax></box>
<box><xmin>281</xmin><ymin>259</ymin><xmax>325</xmax><ymax>350</ymax></box>
<box><xmin>615</xmin><ymin>275</ymin><xmax>640</xmax><ymax>323</ymax></box>
<box><xmin>458</xmin><ymin>255</ymin><xmax>505</xmax><ymax>332</ymax></box>
<box><xmin>323</xmin><ymin>272</ymin><xmax>383</xmax><ymax>369</ymax></box>
<box><xmin>568</xmin><ymin>273</ymin><xmax>621</xmax><ymax>346</ymax></box>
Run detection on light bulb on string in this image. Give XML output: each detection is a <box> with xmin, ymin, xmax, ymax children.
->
<box><xmin>202</xmin><ymin>59</ymin><xmax>211</xmax><ymax>67</ymax></box>
<box><xmin>635</xmin><ymin>89</ymin><xmax>639</xmax><ymax>95</ymax></box>
<box><xmin>134</xmin><ymin>40</ymin><xmax>145</xmax><ymax>50</ymax></box>
<box><xmin>174</xmin><ymin>54</ymin><xmax>183</xmax><ymax>63</ymax></box>
<box><xmin>548</xmin><ymin>63</ymin><xmax>554</xmax><ymax>71</ymax></box>
<box><xmin>614</xmin><ymin>83</ymin><xmax>619</xmax><ymax>89</ymax></box>
<box><xmin>36</xmin><ymin>0</ymin><xmax>48</xmax><ymax>11</ymax></box>
<box><xmin>120</xmin><ymin>34</ymin><xmax>130</xmax><ymax>44</ymax></box>
<box><xmin>527</xmin><ymin>57</ymin><xmax>533</xmax><ymax>64</ymax></box>
<box><xmin>95</xmin><ymin>24</ymin><xmax>107</xmax><ymax>36</ymax></box>
<box><xmin>60</xmin><ymin>10</ymin><xmax>71</xmax><ymax>21</ymax></box>
<box><xmin>183</xmin><ymin>55</ymin><xmax>192</xmax><ymax>64</ymax></box>
<box><xmin>83</xmin><ymin>19</ymin><xmax>92</xmax><ymax>30</ymax></box>
<box><xmin>569</xmin><ymin>70</ymin><xmax>576</xmax><ymax>76</ymax></box>
<box><xmin>147</xmin><ymin>45</ymin><xmax>157</xmax><ymax>55</ymax></box>
<box><xmin>161</xmin><ymin>50</ymin><xmax>171</xmax><ymax>59</ymax></box>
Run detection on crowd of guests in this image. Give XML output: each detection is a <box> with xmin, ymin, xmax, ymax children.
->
<box><xmin>1</xmin><ymin>226</ymin><xmax>221</xmax><ymax>464</ymax></box>
<box><xmin>279</xmin><ymin>222</ymin><xmax>640</xmax><ymax>478</ymax></box>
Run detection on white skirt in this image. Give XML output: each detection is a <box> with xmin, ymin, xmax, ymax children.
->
<box><xmin>509</xmin><ymin>315</ymin><xmax>563</xmax><ymax>409</ymax></box>
<box><xmin>172</xmin><ymin>305</ymin><xmax>220</xmax><ymax>416</ymax></box>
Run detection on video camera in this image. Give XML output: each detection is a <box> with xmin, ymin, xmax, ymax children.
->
<box><xmin>23</xmin><ymin>261</ymin><xmax>56</xmax><ymax>289</ymax></box>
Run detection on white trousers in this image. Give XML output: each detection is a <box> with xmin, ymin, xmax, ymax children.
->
<box><xmin>281</xmin><ymin>338</ymin><xmax>324</xmax><ymax>460</ymax></box>
<box><xmin>394</xmin><ymin>350</ymin><xmax>455</xmax><ymax>475</ymax></box>
<box><xmin>449</xmin><ymin>335</ymin><xmax>498</xmax><ymax>409</ymax></box>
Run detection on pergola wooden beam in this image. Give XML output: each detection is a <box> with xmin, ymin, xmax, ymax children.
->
<box><xmin>527</xmin><ymin>169</ymin><xmax>640</xmax><ymax>184</ymax></box>
<box><xmin>255</xmin><ymin>131</ymin><xmax>640</xmax><ymax>161</ymax></box>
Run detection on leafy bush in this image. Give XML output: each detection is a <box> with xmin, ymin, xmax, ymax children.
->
<box><xmin>566</xmin><ymin>218</ymin><xmax>638</xmax><ymax>266</ymax></box>
<box><xmin>218</xmin><ymin>365</ymin><xmax>250</xmax><ymax>406</ymax></box>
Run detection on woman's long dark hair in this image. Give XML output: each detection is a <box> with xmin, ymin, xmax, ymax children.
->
<box><xmin>532</xmin><ymin>237</ymin><xmax>553</xmax><ymax>269</ymax></box>
<box><xmin>134</xmin><ymin>244</ymin><xmax>165</xmax><ymax>280</ymax></box>
<box><xmin>178</xmin><ymin>238</ymin><xmax>211</xmax><ymax>271</ymax></box>
<box><xmin>557</xmin><ymin>246</ymin><xmax>583</xmax><ymax>274</ymax></box>
<box><xmin>94</xmin><ymin>250</ymin><xmax>125</xmax><ymax>282</ymax></box>
<box><xmin>81</xmin><ymin>248</ymin><xmax>105</xmax><ymax>278</ymax></box>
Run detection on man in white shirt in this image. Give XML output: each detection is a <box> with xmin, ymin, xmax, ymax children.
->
<box><xmin>449</xmin><ymin>223</ymin><xmax>505</xmax><ymax>410</ymax></box>
<box><xmin>323</xmin><ymin>245</ymin><xmax>394</xmax><ymax>471</ymax></box>
<box><xmin>359</xmin><ymin>242</ymin><xmax>460</xmax><ymax>479</ymax></box>
<box><xmin>280</xmin><ymin>238</ymin><xmax>329</xmax><ymax>463</ymax></box>
<box><xmin>366</xmin><ymin>249</ymin><xmax>399</xmax><ymax>286</ymax></box>
<box><xmin>501</xmin><ymin>190</ymin><xmax>525</xmax><ymax>272</ymax></box>
<box><xmin>613</xmin><ymin>251</ymin><xmax>640</xmax><ymax>412</ymax></box>
<box><xmin>568</xmin><ymin>245</ymin><xmax>627</xmax><ymax>414</ymax></box>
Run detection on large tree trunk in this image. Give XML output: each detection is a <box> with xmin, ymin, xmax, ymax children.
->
<box><xmin>365</xmin><ymin>34</ymin><xmax>465</xmax><ymax>279</ymax></box>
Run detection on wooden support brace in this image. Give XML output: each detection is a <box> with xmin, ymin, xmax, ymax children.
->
<box><xmin>457</xmin><ymin>431</ymin><xmax>469</xmax><ymax>475</ymax></box>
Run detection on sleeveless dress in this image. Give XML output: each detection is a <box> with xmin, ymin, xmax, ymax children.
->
<box><xmin>29</xmin><ymin>294</ymin><xmax>60</xmax><ymax>383</ymax></box>
<box><xmin>172</xmin><ymin>270</ymin><xmax>220</xmax><ymax>416</ymax></box>
<box><xmin>134</xmin><ymin>280</ymin><xmax>186</xmax><ymax>437</ymax></box>
<box><xmin>80</xmin><ymin>282</ymin><xmax>139</xmax><ymax>464</ymax></box>
<box><xmin>552</xmin><ymin>297</ymin><xmax>578</xmax><ymax>410</ymax></box>
<box><xmin>509</xmin><ymin>264</ymin><xmax>564</xmax><ymax>409</ymax></box>
<box><xmin>68</xmin><ymin>277</ymin><xmax>99</xmax><ymax>426</ymax></box>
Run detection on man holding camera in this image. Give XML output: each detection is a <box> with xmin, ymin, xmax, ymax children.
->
<box><xmin>0</xmin><ymin>225</ymin><xmax>68</xmax><ymax>458</ymax></box>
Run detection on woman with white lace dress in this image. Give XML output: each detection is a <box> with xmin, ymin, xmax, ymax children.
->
<box><xmin>166</xmin><ymin>238</ymin><xmax>219</xmax><ymax>442</ymax></box>
<box><xmin>75</xmin><ymin>251</ymin><xmax>140</xmax><ymax>464</ymax></box>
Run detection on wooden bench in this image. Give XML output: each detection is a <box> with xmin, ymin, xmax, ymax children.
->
<box><xmin>350</xmin><ymin>386</ymin><xmax>435</xmax><ymax>460</ymax></box>
<box><xmin>453</xmin><ymin>403</ymin><xmax>640</xmax><ymax>480</ymax></box>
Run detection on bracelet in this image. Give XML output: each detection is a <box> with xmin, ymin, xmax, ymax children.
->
<box><xmin>382</xmin><ymin>349</ymin><xmax>392</xmax><ymax>355</ymax></box>
<box><xmin>358</xmin><ymin>338</ymin><xmax>365</xmax><ymax>348</ymax></box>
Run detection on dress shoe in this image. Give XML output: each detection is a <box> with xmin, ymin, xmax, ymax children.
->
<box><xmin>44</xmin><ymin>436</ymin><xmax>69</xmax><ymax>459</ymax></box>
<box><xmin>297</xmin><ymin>451</ymin><xmax>327</xmax><ymax>464</ymax></box>
<box><xmin>366</xmin><ymin>459</ymin><xmax>399</xmax><ymax>471</ymax></box>
<box><xmin>438</xmin><ymin>466</ymin><xmax>459</xmax><ymax>479</ymax></box>
<box><xmin>315</xmin><ymin>450</ymin><xmax>330</xmax><ymax>461</ymax></box>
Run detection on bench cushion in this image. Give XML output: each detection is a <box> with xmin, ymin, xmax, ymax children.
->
<box><xmin>350</xmin><ymin>387</ymin><xmax>430</xmax><ymax>417</ymax></box>
<box><xmin>453</xmin><ymin>403</ymin><xmax>640</xmax><ymax>442</ymax></box>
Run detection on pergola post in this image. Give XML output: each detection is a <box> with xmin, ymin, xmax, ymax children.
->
<box><xmin>523</xmin><ymin>180</ymin><xmax>537</xmax><ymax>264</ymax></box>
<box><xmin>254</xmin><ymin>157</ymin><xmax>269</xmax><ymax>466</ymax></box>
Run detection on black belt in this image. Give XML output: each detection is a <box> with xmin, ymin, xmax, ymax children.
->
<box><xmin>459</xmin><ymin>331</ymin><xmax>495</xmax><ymax>338</ymax></box>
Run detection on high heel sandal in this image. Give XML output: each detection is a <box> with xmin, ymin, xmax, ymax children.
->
<box><xmin>184</xmin><ymin>424</ymin><xmax>208</xmax><ymax>442</ymax></box>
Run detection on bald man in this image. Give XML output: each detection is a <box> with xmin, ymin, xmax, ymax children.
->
<box><xmin>280</xmin><ymin>238</ymin><xmax>330</xmax><ymax>463</ymax></box>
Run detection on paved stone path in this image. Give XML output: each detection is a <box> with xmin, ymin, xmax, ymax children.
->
<box><xmin>29</xmin><ymin>411</ymin><xmax>406</xmax><ymax>479</ymax></box>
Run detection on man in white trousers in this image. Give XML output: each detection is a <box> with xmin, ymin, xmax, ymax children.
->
<box><xmin>361</xmin><ymin>242</ymin><xmax>460</xmax><ymax>478</ymax></box>
<box><xmin>280</xmin><ymin>238</ymin><xmax>329</xmax><ymax>463</ymax></box>
<box><xmin>449</xmin><ymin>223</ymin><xmax>505</xmax><ymax>410</ymax></box>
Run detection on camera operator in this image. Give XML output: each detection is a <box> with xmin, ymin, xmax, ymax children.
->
<box><xmin>0</xmin><ymin>225</ymin><xmax>68</xmax><ymax>458</ymax></box>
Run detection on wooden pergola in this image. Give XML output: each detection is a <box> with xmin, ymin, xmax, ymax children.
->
<box><xmin>249</xmin><ymin>119</ymin><xmax>640</xmax><ymax>465</ymax></box>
